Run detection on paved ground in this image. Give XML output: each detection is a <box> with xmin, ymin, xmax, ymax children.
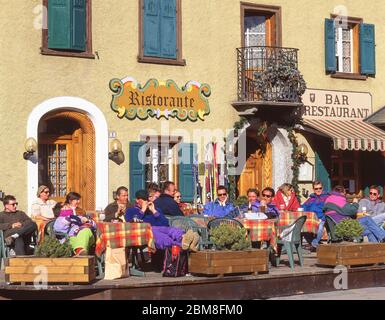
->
<box><xmin>269</xmin><ymin>287</ymin><xmax>385</xmax><ymax>300</ymax></box>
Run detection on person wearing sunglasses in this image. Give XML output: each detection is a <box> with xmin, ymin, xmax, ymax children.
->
<box><xmin>30</xmin><ymin>185</ymin><xmax>56</xmax><ymax>221</ymax></box>
<box><xmin>301</xmin><ymin>181</ymin><xmax>330</xmax><ymax>250</ymax></box>
<box><xmin>259</xmin><ymin>187</ymin><xmax>280</xmax><ymax>219</ymax></box>
<box><xmin>324</xmin><ymin>185</ymin><xmax>385</xmax><ymax>243</ymax></box>
<box><xmin>358</xmin><ymin>185</ymin><xmax>385</xmax><ymax>226</ymax></box>
<box><xmin>0</xmin><ymin>195</ymin><xmax>37</xmax><ymax>255</ymax></box>
<box><xmin>203</xmin><ymin>186</ymin><xmax>237</xmax><ymax>218</ymax></box>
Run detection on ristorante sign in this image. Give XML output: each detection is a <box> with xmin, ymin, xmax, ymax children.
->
<box><xmin>302</xmin><ymin>89</ymin><xmax>372</xmax><ymax>120</ymax></box>
<box><xmin>109</xmin><ymin>77</ymin><xmax>211</xmax><ymax>121</ymax></box>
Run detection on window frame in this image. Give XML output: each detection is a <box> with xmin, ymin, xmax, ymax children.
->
<box><xmin>330</xmin><ymin>15</ymin><xmax>366</xmax><ymax>80</ymax></box>
<box><xmin>138</xmin><ymin>0</ymin><xmax>185</xmax><ymax>66</ymax></box>
<box><xmin>41</xmin><ymin>0</ymin><xmax>94</xmax><ymax>59</ymax></box>
<box><xmin>240</xmin><ymin>2</ymin><xmax>282</xmax><ymax>47</ymax></box>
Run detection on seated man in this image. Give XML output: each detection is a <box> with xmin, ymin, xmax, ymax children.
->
<box><xmin>104</xmin><ymin>186</ymin><xmax>133</xmax><ymax>222</ymax></box>
<box><xmin>239</xmin><ymin>188</ymin><xmax>260</xmax><ymax>213</ymax></box>
<box><xmin>154</xmin><ymin>181</ymin><xmax>184</xmax><ymax>217</ymax></box>
<box><xmin>126</xmin><ymin>190</ymin><xmax>199</xmax><ymax>251</ymax></box>
<box><xmin>324</xmin><ymin>185</ymin><xmax>385</xmax><ymax>243</ymax></box>
<box><xmin>358</xmin><ymin>185</ymin><xmax>385</xmax><ymax>225</ymax></box>
<box><xmin>0</xmin><ymin>195</ymin><xmax>37</xmax><ymax>255</ymax></box>
<box><xmin>301</xmin><ymin>181</ymin><xmax>329</xmax><ymax>249</ymax></box>
<box><xmin>259</xmin><ymin>187</ymin><xmax>280</xmax><ymax>219</ymax></box>
<box><xmin>203</xmin><ymin>186</ymin><xmax>237</xmax><ymax>218</ymax></box>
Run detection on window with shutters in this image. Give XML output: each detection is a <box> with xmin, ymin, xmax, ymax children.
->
<box><xmin>325</xmin><ymin>16</ymin><xmax>375</xmax><ymax>79</ymax></box>
<box><xmin>41</xmin><ymin>0</ymin><xmax>94</xmax><ymax>59</ymax></box>
<box><xmin>138</xmin><ymin>0</ymin><xmax>185</xmax><ymax>66</ymax></box>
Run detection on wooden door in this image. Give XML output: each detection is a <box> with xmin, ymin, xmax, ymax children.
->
<box><xmin>238</xmin><ymin>150</ymin><xmax>263</xmax><ymax>196</ymax></box>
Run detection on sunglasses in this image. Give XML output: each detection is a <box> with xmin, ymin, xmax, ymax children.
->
<box><xmin>42</xmin><ymin>191</ymin><xmax>50</xmax><ymax>194</ymax></box>
<box><xmin>8</xmin><ymin>202</ymin><xmax>18</xmax><ymax>206</ymax></box>
<box><xmin>369</xmin><ymin>192</ymin><xmax>378</xmax><ymax>196</ymax></box>
<box><xmin>218</xmin><ymin>193</ymin><xmax>227</xmax><ymax>196</ymax></box>
<box><xmin>175</xmin><ymin>196</ymin><xmax>181</xmax><ymax>199</ymax></box>
<box><xmin>262</xmin><ymin>194</ymin><xmax>272</xmax><ymax>198</ymax></box>
<box><xmin>314</xmin><ymin>187</ymin><xmax>323</xmax><ymax>191</ymax></box>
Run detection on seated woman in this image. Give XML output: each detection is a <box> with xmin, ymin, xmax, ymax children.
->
<box><xmin>273</xmin><ymin>183</ymin><xmax>300</xmax><ymax>211</ymax></box>
<box><xmin>30</xmin><ymin>185</ymin><xmax>56</xmax><ymax>221</ymax></box>
<box><xmin>53</xmin><ymin>192</ymin><xmax>96</xmax><ymax>256</ymax></box>
<box><xmin>125</xmin><ymin>190</ymin><xmax>199</xmax><ymax>251</ymax></box>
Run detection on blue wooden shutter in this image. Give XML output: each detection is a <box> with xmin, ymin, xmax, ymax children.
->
<box><xmin>360</xmin><ymin>23</ymin><xmax>376</xmax><ymax>76</ymax></box>
<box><xmin>178</xmin><ymin>143</ymin><xmax>197</xmax><ymax>202</ymax></box>
<box><xmin>71</xmin><ymin>0</ymin><xmax>86</xmax><ymax>51</ymax></box>
<box><xmin>143</xmin><ymin>0</ymin><xmax>161</xmax><ymax>57</ymax></box>
<box><xmin>160</xmin><ymin>0</ymin><xmax>177</xmax><ymax>59</ymax></box>
<box><xmin>129</xmin><ymin>142</ymin><xmax>146</xmax><ymax>202</ymax></box>
<box><xmin>48</xmin><ymin>0</ymin><xmax>71</xmax><ymax>49</ymax></box>
<box><xmin>324</xmin><ymin>18</ymin><xmax>336</xmax><ymax>72</ymax></box>
<box><xmin>315</xmin><ymin>152</ymin><xmax>331</xmax><ymax>192</ymax></box>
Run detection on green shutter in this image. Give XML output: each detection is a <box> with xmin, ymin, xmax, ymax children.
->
<box><xmin>48</xmin><ymin>0</ymin><xmax>71</xmax><ymax>49</ymax></box>
<box><xmin>71</xmin><ymin>0</ymin><xmax>86</xmax><ymax>51</ymax></box>
<box><xmin>129</xmin><ymin>142</ymin><xmax>146</xmax><ymax>202</ymax></box>
<box><xmin>48</xmin><ymin>0</ymin><xmax>86</xmax><ymax>51</ymax></box>
<box><xmin>324</xmin><ymin>18</ymin><xmax>336</xmax><ymax>72</ymax></box>
<box><xmin>315</xmin><ymin>152</ymin><xmax>331</xmax><ymax>192</ymax></box>
<box><xmin>160</xmin><ymin>0</ymin><xmax>177</xmax><ymax>59</ymax></box>
<box><xmin>143</xmin><ymin>0</ymin><xmax>161</xmax><ymax>57</ymax></box>
<box><xmin>360</xmin><ymin>23</ymin><xmax>376</xmax><ymax>76</ymax></box>
<box><xmin>178</xmin><ymin>143</ymin><xmax>197</xmax><ymax>202</ymax></box>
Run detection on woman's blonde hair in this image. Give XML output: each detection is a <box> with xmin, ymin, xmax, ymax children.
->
<box><xmin>279</xmin><ymin>183</ymin><xmax>294</xmax><ymax>196</ymax></box>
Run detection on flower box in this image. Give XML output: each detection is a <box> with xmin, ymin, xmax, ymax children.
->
<box><xmin>188</xmin><ymin>249</ymin><xmax>269</xmax><ymax>276</ymax></box>
<box><xmin>317</xmin><ymin>243</ymin><xmax>385</xmax><ymax>267</ymax></box>
<box><xmin>5</xmin><ymin>256</ymin><xmax>96</xmax><ymax>284</ymax></box>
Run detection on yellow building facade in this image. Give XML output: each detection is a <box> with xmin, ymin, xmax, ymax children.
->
<box><xmin>0</xmin><ymin>0</ymin><xmax>385</xmax><ymax>211</ymax></box>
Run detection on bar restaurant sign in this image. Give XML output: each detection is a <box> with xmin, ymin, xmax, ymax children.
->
<box><xmin>109</xmin><ymin>77</ymin><xmax>211</xmax><ymax>121</ymax></box>
<box><xmin>302</xmin><ymin>89</ymin><xmax>372</xmax><ymax>120</ymax></box>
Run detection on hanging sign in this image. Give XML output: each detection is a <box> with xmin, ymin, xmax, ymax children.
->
<box><xmin>109</xmin><ymin>77</ymin><xmax>211</xmax><ymax>121</ymax></box>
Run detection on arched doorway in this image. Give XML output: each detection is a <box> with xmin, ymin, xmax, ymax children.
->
<box><xmin>38</xmin><ymin>110</ymin><xmax>95</xmax><ymax>210</ymax></box>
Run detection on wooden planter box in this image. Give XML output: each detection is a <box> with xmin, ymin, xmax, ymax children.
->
<box><xmin>5</xmin><ymin>256</ymin><xmax>96</xmax><ymax>284</ymax></box>
<box><xmin>317</xmin><ymin>243</ymin><xmax>385</xmax><ymax>267</ymax></box>
<box><xmin>189</xmin><ymin>249</ymin><xmax>269</xmax><ymax>276</ymax></box>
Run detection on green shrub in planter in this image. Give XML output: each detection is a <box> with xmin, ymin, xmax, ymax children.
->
<box><xmin>35</xmin><ymin>237</ymin><xmax>73</xmax><ymax>258</ymax></box>
<box><xmin>210</xmin><ymin>224</ymin><xmax>251</xmax><ymax>251</ymax></box>
<box><xmin>335</xmin><ymin>219</ymin><xmax>364</xmax><ymax>242</ymax></box>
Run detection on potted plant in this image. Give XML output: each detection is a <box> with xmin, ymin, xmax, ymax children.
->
<box><xmin>317</xmin><ymin>219</ymin><xmax>385</xmax><ymax>268</ymax></box>
<box><xmin>254</xmin><ymin>54</ymin><xmax>306</xmax><ymax>103</ymax></box>
<box><xmin>5</xmin><ymin>237</ymin><xmax>95</xmax><ymax>284</ymax></box>
<box><xmin>189</xmin><ymin>224</ymin><xmax>269</xmax><ymax>276</ymax></box>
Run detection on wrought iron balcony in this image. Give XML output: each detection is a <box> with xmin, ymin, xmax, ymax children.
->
<box><xmin>236</xmin><ymin>46</ymin><xmax>304</xmax><ymax>103</ymax></box>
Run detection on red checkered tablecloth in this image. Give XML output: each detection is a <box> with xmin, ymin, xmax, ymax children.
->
<box><xmin>276</xmin><ymin>211</ymin><xmax>320</xmax><ymax>234</ymax></box>
<box><xmin>95</xmin><ymin>222</ymin><xmax>155</xmax><ymax>257</ymax></box>
<box><xmin>241</xmin><ymin>219</ymin><xmax>277</xmax><ymax>251</ymax></box>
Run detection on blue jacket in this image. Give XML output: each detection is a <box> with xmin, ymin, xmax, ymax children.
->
<box><xmin>239</xmin><ymin>200</ymin><xmax>279</xmax><ymax>219</ymax></box>
<box><xmin>203</xmin><ymin>199</ymin><xmax>237</xmax><ymax>218</ymax></box>
<box><xmin>125</xmin><ymin>206</ymin><xmax>169</xmax><ymax>227</ymax></box>
<box><xmin>154</xmin><ymin>194</ymin><xmax>184</xmax><ymax>217</ymax></box>
<box><xmin>239</xmin><ymin>201</ymin><xmax>261</xmax><ymax>213</ymax></box>
<box><xmin>301</xmin><ymin>192</ymin><xmax>330</xmax><ymax>219</ymax></box>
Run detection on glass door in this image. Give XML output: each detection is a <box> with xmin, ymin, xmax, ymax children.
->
<box><xmin>38</xmin><ymin>137</ymin><xmax>73</xmax><ymax>203</ymax></box>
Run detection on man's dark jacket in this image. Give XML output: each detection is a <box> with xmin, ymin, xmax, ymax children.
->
<box><xmin>154</xmin><ymin>194</ymin><xmax>184</xmax><ymax>217</ymax></box>
<box><xmin>0</xmin><ymin>210</ymin><xmax>35</xmax><ymax>237</ymax></box>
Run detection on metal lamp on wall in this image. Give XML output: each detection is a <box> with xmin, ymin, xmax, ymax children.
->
<box><xmin>297</xmin><ymin>143</ymin><xmax>308</xmax><ymax>163</ymax></box>
<box><xmin>23</xmin><ymin>137</ymin><xmax>37</xmax><ymax>160</ymax></box>
<box><xmin>108</xmin><ymin>138</ymin><xmax>124</xmax><ymax>164</ymax></box>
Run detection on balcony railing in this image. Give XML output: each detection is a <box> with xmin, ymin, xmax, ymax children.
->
<box><xmin>237</xmin><ymin>46</ymin><xmax>301</xmax><ymax>103</ymax></box>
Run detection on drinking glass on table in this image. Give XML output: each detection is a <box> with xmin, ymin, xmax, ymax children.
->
<box><xmin>96</xmin><ymin>207</ymin><xmax>105</xmax><ymax>221</ymax></box>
